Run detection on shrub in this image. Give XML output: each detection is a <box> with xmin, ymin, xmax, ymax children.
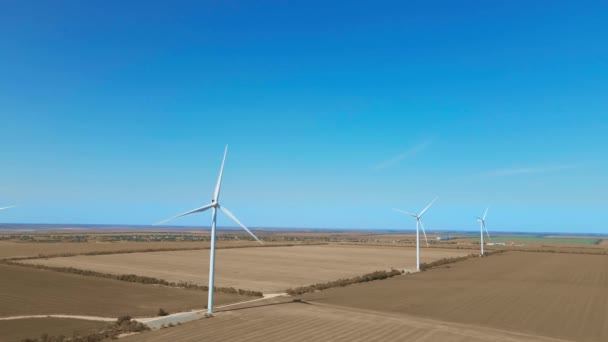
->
<box><xmin>21</xmin><ymin>317</ymin><xmax>149</xmax><ymax>342</ymax></box>
<box><xmin>286</xmin><ymin>269</ymin><xmax>402</xmax><ymax>295</ymax></box>
<box><xmin>157</xmin><ymin>308</ymin><xmax>169</xmax><ymax>316</ymax></box>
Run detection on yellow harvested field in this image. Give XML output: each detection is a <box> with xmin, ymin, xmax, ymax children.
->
<box><xmin>23</xmin><ymin>245</ymin><xmax>471</xmax><ymax>293</ymax></box>
<box><xmin>123</xmin><ymin>300</ymin><xmax>566</xmax><ymax>342</ymax></box>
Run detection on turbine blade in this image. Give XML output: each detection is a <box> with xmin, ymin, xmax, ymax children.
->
<box><xmin>483</xmin><ymin>207</ymin><xmax>489</xmax><ymax>220</ymax></box>
<box><xmin>393</xmin><ymin>208</ymin><xmax>418</xmax><ymax>218</ymax></box>
<box><xmin>0</xmin><ymin>205</ymin><xmax>16</xmax><ymax>211</ymax></box>
<box><xmin>419</xmin><ymin>219</ymin><xmax>429</xmax><ymax>247</ymax></box>
<box><xmin>213</xmin><ymin>145</ymin><xmax>228</xmax><ymax>202</ymax></box>
<box><xmin>484</xmin><ymin>221</ymin><xmax>491</xmax><ymax>239</ymax></box>
<box><xmin>418</xmin><ymin>197</ymin><xmax>438</xmax><ymax>217</ymax></box>
<box><xmin>154</xmin><ymin>202</ymin><xmax>214</xmax><ymax>225</ymax></box>
<box><xmin>219</xmin><ymin>205</ymin><xmax>263</xmax><ymax>244</ymax></box>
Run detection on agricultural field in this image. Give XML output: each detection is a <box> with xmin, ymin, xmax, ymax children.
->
<box><xmin>0</xmin><ymin>263</ymin><xmax>252</xmax><ymax>318</ymax></box>
<box><xmin>0</xmin><ymin>318</ymin><xmax>108</xmax><ymax>342</ymax></box>
<box><xmin>22</xmin><ymin>245</ymin><xmax>472</xmax><ymax>293</ymax></box>
<box><xmin>0</xmin><ymin>240</ymin><xmax>295</xmax><ymax>259</ymax></box>
<box><xmin>4</xmin><ymin>231</ymin><xmax>607</xmax><ymax>342</ymax></box>
<box><xmin>122</xmin><ymin>299</ymin><xmax>564</xmax><ymax>342</ymax></box>
<box><xmin>301</xmin><ymin>251</ymin><xmax>608</xmax><ymax>342</ymax></box>
<box><xmin>0</xmin><ymin>241</ymin><xmax>214</xmax><ymax>259</ymax></box>
<box><xmin>482</xmin><ymin>235</ymin><xmax>602</xmax><ymax>245</ymax></box>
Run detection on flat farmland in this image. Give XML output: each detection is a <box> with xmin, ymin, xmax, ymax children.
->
<box><xmin>0</xmin><ymin>264</ymin><xmax>251</xmax><ymax>318</ymax></box>
<box><xmin>0</xmin><ymin>318</ymin><xmax>108</xmax><ymax>342</ymax></box>
<box><xmin>0</xmin><ymin>240</ymin><xmax>276</xmax><ymax>259</ymax></box>
<box><xmin>122</xmin><ymin>300</ymin><xmax>566</xmax><ymax>342</ymax></box>
<box><xmin>302</xmin><ymin>252</ymin><xmax>608</xmax><ymax>342</ymax></box>
<box><xmin>22</xmin><ymin>245</ymin><xmax>471</xmax><ymax>293</ymax></box>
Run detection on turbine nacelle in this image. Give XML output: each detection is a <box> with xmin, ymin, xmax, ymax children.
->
<box><xmin>154</xmin><ymin>145</ymin><xmax>263</xmax><ymax>245</ymax></box>
<box><xmin>393</xmin><ymin>197</ymin><xmax>437</xmax><ymax>249</ymax></box>
<box><xmin>477</xmin><ymin>208</ymin><xmax>491</xmax><ymax>239</ymax></box>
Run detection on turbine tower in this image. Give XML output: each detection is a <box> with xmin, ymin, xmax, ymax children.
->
<box><xmin>476</xmin><ymin>208</ymin><xmax>490</xmax><ymax>256</ymax></box>
<box><xmin>155</xmin><ymin>145</ymin><xmax>262</xmax><ymax>314</ymax></box>
<box><xmin>394</xmin><ymin>197</ymin><xmax>437</xmax><ymax>271</ymax></box>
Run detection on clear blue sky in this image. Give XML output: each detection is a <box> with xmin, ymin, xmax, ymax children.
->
<box><xmin>1</xmin><ymin>1</ymin><xmax>607</xmax><ymax>233</ymax></box>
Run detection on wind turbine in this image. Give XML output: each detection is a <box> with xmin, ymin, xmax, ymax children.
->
<box><xmin>394</xmin><ymin>197</ymin><xmax>437</xmax><ymax>271</ymax></box>
<box><xmin>155</xmin><ymin>145</ymin><xmax>262</xmax><ymax>314</ymax></box>
<box><xmin>476</xmin><ymin>208</ymin><xmax>490</xmax><ymax>256</ymax></box>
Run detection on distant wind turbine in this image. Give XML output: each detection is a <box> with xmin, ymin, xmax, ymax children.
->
<box><xmin>394</xmin><ymin>197</ymin><xmax>438</xmax><ymax>271</ymax></box>
<box><xmin>476</xmin><ymin>208</ymin><xmax>491</xmax><ymax>256</ymax></box>
<box><xmin>155</xmin><ymin>145</ymin><xmax>262</xmax><ymax>314</ymax></box>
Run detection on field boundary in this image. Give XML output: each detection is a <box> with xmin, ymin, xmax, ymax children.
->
<box><xmin>488</xmin><ymin>247</ymin><xmax>608</xmax><ymax>256</ymax></box>
<box><xmin>420</xmin><ymin>250</ymin><xmax>506</xmax><ymax>270</ymax></box>
<box><xmin>2</xmin><ymin>242</ymin><xmax>330</xmax><ymax>261</ymax></box>
<box><xmin>286</xmin><ymin>269</ymin><xmax>403</xmax><ymax>295</ymax></box>
<box><xmin>10</xmin><ymin>316</ymin><xmax>149</xmax><ymax>342</ymax></box>
<box><xmin>1</xmin><ymin>260</ymin><xmax>264</xmax><ymax>297</ymax></box>
<box><xmin>0</xmin><ymin>314</ymin><xmax>116</xmax><ymax>322</ymax></box>
<box><xmin>287</xmin><ymin>250</ymin><xmax>506</xmax><ymax>296</ymax></box>
<box><xmin>334</xmin><ymin>242</ymin><xmax>480</xmax><ymax>251</ymax></box>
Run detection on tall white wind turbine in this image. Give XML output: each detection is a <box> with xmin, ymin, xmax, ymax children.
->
<box><xmin>394</xmin><ymin>197</ymin><xmax>438</xmax><ymax>271</ymax></box>
<box><xmin>155</xmin><ymin>145</ymin><xmax>262</xmax><ymax>314</ymax></box>
<box><xmin>476</xmin><ymin>208</ymin><xmax>491</xmax><ymax>256</ymax></box>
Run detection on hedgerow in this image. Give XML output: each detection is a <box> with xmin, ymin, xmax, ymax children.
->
<box><xmin>286</xmin><ymin>269</ymin><xmax>402</xmax><ymax>295</ymax></box>
<box><xmin>1</xmin><ymin>260</ymin><xmax>263</xmax><ymax>297</ymax></box>
<box><xmin>20</xmin><ymin>316</ymin><xmax>148</xmax><ymax>342</ymax></box>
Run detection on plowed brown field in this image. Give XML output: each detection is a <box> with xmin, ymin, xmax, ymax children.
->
<box><xmin>122</xmin><ymin>300</ymin><xmax>568</xmax><ymax>342</ymax></box>
<box><xmin>0</xmin><ymin>264</ymin><xmax>251</xmax><ymax>317</ymax></box>
<box><xmin>23</xmin><ymin>245</ymin><xmax>471</xmax><ymax>293</ymax></box>
<box><xmin>302</xmin><ymin>252</ymin><xmax>608</xmax><ymax>342</ymax></box>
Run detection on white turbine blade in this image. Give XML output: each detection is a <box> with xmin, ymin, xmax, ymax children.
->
<box><xmin>219</xmin><ymin>205</ymin><xmax>263</xmax><ymax>244</ymax></box>
<box><xmin>393</xmin><ymin>208</ymin><xmax>418</xmax><ymax>218</ymax></box>
<box><xmin>0</xmin><ymin>205</ymin><xmax>16</xmax><ymax>211</ymax></box>
<box><xmin>483</xmin><ymin>207</ymin><xmax>489</xmax><ymax>220</ymax></box>
<box><xmin>418</xmin><ymin>219</ymin><xmax>429</xmax><ymax>247</ymax></box>
<box><xmin>418</xmin><ymin>197</ymin><xmax>438</xmax><ymax>217</ymax></box>
<box><xmin>483</xmin><ymin>221</ymin><xmax>491</xmax><ymax>239</ymax></box>
<box><xmin>213</xmin><ymin>145</ymin><xmax>228</xmax><ymax>202</ymax></box>
<box><xmin>154</xmin><ymin>202</ymin><xmax>214</xmax><ymax>225</ymax></box>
